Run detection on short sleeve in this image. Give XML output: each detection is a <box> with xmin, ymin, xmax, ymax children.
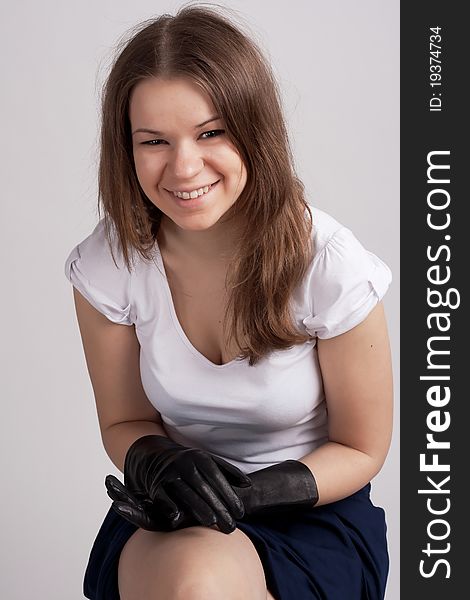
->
<box><xmin>64</xmin><ymin>221</ymin><xmax>133</xmax><ymax>325</ymax></box>
<box><xmin>302</xmin><ymin>226</ymin><xmax>392</xmax><ymax>339</ymax></box>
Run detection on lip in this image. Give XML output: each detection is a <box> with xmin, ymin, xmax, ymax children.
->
<box><xmin>165</xmin><ymin>180</ymin><xmax>220</xmax><ymax>194</ymax></box>
<box><xmin>167</xmin><ymin>179</ymin><xmax>220</xmax><ymax>209</ymax></box>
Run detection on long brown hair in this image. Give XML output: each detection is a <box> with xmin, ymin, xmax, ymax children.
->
<box><xmin>98</xmin><ymin>2</ymin><xmax>314</xmax><ymax>366</ymax></box>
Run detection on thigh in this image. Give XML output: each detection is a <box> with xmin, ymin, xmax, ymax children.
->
<box><xmin>118</xmin><ymin>525</ymin><xmax>271</xmax><ymax>600</ymax></box>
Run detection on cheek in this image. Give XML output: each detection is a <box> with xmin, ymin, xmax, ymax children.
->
<box><xmin>238</xmin><ymin>161</ymin><xmax>248</xmax><ymax>183</ymax></box>
<box><xmin>133</xmin><ymin>153</ymin><xmax>163</xmax><ymax>187</ymax></box>
<box><xmin>211</xmin><ymin>146</ymin><xmax>245</xmax><ymax>176</ymax></box>
<box><xmin>227</xmin><ymin>152</ymin><xmax>247</xmax><ymax>189</ymax></box>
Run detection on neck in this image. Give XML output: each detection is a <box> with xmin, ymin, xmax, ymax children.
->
<box><xmin>158</xmin><ymin>212</ymin><xmax>244</xmax><ymax>265</ymax></box>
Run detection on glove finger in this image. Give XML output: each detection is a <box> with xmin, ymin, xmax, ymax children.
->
<box><xmin>165</xmin><ymin>506</ymin><xmax>199</xmax><ymax>531</ymax></box>
<box><xmin>105</xmin><ymin>476</ymin><xmax>176</xmax><ymax>531</ymax></box>
<box><xmin>195</xmin><ymin>469</ymin><xmax>241</xmax><ymax>528</ymax></box>
<box><xmin>151</xmin><ymin>484</ymin><xmax>182</xmax><ymax>521</ymax></box>
<box><xmin>112</xmin><ymin>492</ymin><xmax>188</xmax><ymax>533</ymax></box>
<box><xmin>177</xmin><ymin>463</ymin><xmax>241</xmax><ymax>529</ymax></box>
<box><xmin>174</xmin><ymin>458</ymin><xmax>243</xmax><ymax>527</ymax></box>
<box><xmin>167</xmin><ymin>478</ymin><xmax>219</xmax><ymax>529</ymax></box>
<box><xmin>106</xmin><ymin>474</ymin><xmax>184</xmax><ymax>524</ymax></box>
<box><xmin>191</xmin><ymin>455</ymin><xmax>245</xmax><ymax>519</ymax></box>
<box><xmin>111</xmin><ymin>500</ymin><xmax>170</xmax><ymax>531</ymax></box>
<box><xmin>105</xmin><ymin>475</ymin><xmax>140</xmax><ymax>505</ymax></box>
<box><xmin>212</xmin><ymin>456</ymin><xmax>252</xmax><ymax>488</ymax></box>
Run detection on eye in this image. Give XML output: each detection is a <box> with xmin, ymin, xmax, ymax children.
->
<box><xmin>140</xmin><ymin>129</ymin><xmax>225</xmax><ymax>146</ymax></box>
<box><xmin>200</xmin><ymin>129</ymin><xmax>225</xmax><ymax>139</ymax></box>
<box><xmin>141</xmin><ymin>139</ymin><xmax>167</xmax><ymax>146</ymax></box>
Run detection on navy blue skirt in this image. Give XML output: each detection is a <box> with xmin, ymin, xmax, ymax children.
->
<box><xmin>83</xmin><ymin>483</ymin><xmax>388</xmax><ymax>599</ymax></box>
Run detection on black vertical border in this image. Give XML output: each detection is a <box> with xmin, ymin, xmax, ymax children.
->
<box><xmin>401</xmin><ymin>3</ymin><xmax>467</xmax><ymax>597</ymax></box>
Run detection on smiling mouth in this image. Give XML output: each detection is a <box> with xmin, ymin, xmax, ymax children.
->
<box><xmin>166</xmin><ymin>180</ymin><xmax>220</xmax><ymax>199</ymax></box>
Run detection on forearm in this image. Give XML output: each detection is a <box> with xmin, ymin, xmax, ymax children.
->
<box><xmin>298</xmin><ymin>441</ymin><xmax>385</xmax><ymax>506</ymax></box>
<box><xmin>102</xmin><ymin>420</ymin><xmax>169</xmax><ymax>473</ymax></box>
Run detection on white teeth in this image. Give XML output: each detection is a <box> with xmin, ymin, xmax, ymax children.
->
<box><xmin>173</xmin><ymin>184</ymin><xmax>212</xmax><ymax>199</ymax></box>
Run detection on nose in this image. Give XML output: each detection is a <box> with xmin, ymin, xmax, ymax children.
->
<box><xmin>168</xmin><ymin>140</ymin><xmax>204</xmax><ymax>180</ymax></box>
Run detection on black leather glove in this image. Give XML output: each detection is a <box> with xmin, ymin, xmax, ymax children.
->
<box><xmin>233</xmin><ymin>460</ymin><xmax>319</xmax><ymax>517</ymax></box>
<box><xmin>105</xmin><ymin>435</ymin><xmax>252</xmax><ymax>534</ymax></box>
<box><xmin>105</xmin><ymin>473</ymin><xmax>189</xmax><ymax>532</ymax></box>
<box><xmin>107</xmin><ymin>456</ymin><xmax>318</xmax><ymax>533</ymax></box>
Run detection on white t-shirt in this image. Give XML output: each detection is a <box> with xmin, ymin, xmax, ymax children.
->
<box><xmin>64</xmin><ymin>205</ymin><xmax>392</xmax><ymax>474</ymax></box>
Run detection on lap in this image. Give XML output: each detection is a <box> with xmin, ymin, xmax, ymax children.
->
<box><xmin>83</xmin><ymin>483</ymin><xmax>388</xmax><ymax>600</ymax></box>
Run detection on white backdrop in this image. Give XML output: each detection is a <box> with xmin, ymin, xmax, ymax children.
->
<box><xmin>0</xmin><ymin>1</ymin><xmax>400</xmax><ymax>598</ymax></box>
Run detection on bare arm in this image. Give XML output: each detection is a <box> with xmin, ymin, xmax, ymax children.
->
<box><xmin>298</xmin><ymin>301</ymin><xmax>394</xmax><ymax>505</ymax></box>
<box><xmin>72</xmin><ymin>287</ymin><xmax>168</xmax><ymax>473</ymax></box>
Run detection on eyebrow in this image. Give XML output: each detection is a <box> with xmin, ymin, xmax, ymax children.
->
<box><xmin>132</xmin><ymin>115</ymin><xmax>221</xmax><ymax>136</ymax></box>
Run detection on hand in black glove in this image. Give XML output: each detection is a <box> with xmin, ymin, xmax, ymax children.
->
<box><xmin>105</xmin><ymin>474</ymin><xmax>193</xmax><ymax>532</ymax></box>
<box><xmin>104</xmin><ymin>435</ymin><xmax>252</xmax><ymax>534</ymax></box>
<box><xmin>233</xmin><ymin>460</ymin><xmax>319</xmax><ymax>518</ymax></box>
<box><xmin>107</xmin><ymin>456</ymin><xmax>318</xmax><ymax>533</ymax></box>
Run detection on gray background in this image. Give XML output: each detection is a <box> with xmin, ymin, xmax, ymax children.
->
<box><xmin>0</xmin><ymin>1</ymin><xmax>399</xmax><ymax>598</ymax></box>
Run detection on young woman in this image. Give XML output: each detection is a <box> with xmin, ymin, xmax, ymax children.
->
<box><xmin>64</xmin><ymin>5</ymin><xmax>393</xmax><ymax>599</ymax></box>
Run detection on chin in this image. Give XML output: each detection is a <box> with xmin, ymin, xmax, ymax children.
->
<box><xmin>171</xmin><ymin>205</ymin><xmax>233</xmax><ymax>229</ymax></box>
<box><xmin>175</xmin><ymin>215</ymin><xmax>222</xmax><ymax>231</ymax></box>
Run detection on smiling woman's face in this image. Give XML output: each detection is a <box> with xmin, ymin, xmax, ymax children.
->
<box><xmin>129</xmin><ymin>77</ymin><xmax>247</xmax><ymax>233</ymax></box>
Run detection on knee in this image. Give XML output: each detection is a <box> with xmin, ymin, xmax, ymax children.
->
<box><xmin>119</xmin><ymin>526</ymin><xmax>266</xmax><ymax>600</ymax></box>
<box><xmin>127</xmin><ymin>550</ymin><xmax>237</xmax><ymax>600</ymax></box>
<box><xmin>166</xmin><ymin>565</ymin><xmax>226</xmax><ymax>600</ymax></box>
<box><xmin>165</xmin><ymin>533</ymin><xmax>242</xmax><ymax>599</ymax></box>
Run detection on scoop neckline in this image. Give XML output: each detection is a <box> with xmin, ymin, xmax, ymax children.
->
<box><xmin>152</xmin><ymin>240</ymin><xmax>244</xmax><ymax>370</ymax></box>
